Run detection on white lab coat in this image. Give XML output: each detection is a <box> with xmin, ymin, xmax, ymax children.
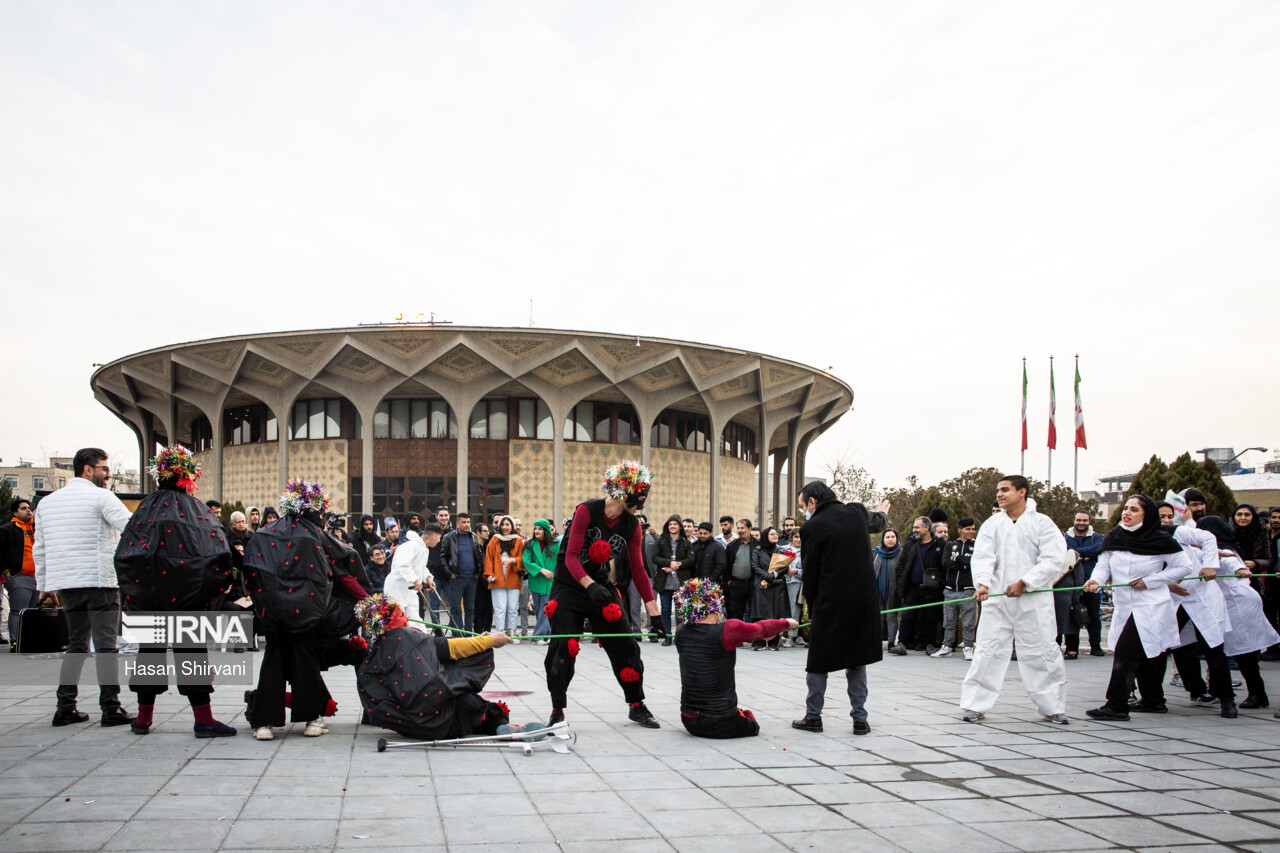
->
<box><xmin>1170</xmin><ymin>523</ymin><xmax>1229</xmax><ymax>649</ymax></box>
<box><xmin>1090</xmin><ymin>547</ymin><xmax>1191</xmax><ymax>658</ymax></box>
<box><xmin>384</xmin><ymin>531</ymin><xmax>429</xmax><ymax>631</ymax></box>
<box><xmin>1219</xmin><ymin>554</ymin><xmax>1280</xmax><ymax>656</ymax></box>
<box><xmin>960</xmin><ymin>499</ymin><xmax>1069</xmax><ymax>716</ymax></box>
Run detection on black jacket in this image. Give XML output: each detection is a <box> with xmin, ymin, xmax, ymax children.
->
<box><xmin>941</xmin><ymin>539</ymin><xmax>975</xmax><ymax>591</ymax></box>
<box><xmin>0</xmin><ymin>520</ymin><xmax>27</xmax><ymax>579</ymax></box>
<box><xmin>893</xmin><ymin>535</ymin><xmax>944</xmax><ymax>599</ymax></box>
<box><xmin>724</xmin><ymin>537</ymin><xmax>768</xmax><ymax>584</ymax></box>
<box><xmin>800</xmin><ymin>499</ymin><xmax>883</xmax><ymax>672</ymax></box>
<box><xmin>651</xmin><ymin>526</ymin><xmax>695</xmax><ymax>588</ymax></box>
<box><xmin>439</xmin><ymin>528</ymin><xmax>482</xmax><ymax>578</ymax></box>
<box><xmin>690</xmin><ymin>538</ymin><xmax>727</xmax><ymax>585</ymax></box>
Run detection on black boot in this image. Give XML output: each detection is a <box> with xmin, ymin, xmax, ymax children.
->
<box><xmin>1240</xmin><ymin>694</ymin><xmax>1269</xmax><ymax>709</ymax></box>
<box><xmin>1221</xmin><ymin>698</ymin><xmax>1239</xmax><ymax>718</ymax></box>
<box><xmin>547</xmin><ymin>708</ymin><xmax>565</xmax><ymax>726</ymax></box>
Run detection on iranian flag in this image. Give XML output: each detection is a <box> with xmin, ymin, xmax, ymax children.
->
<box><xmin>1020</xmin><ymin>362</ymin><xmax>1028</xmax><ymax>451</ymax></box>
<box><xmin>1074</xmin><ymin>362</ymin><xmax>1087</xmax><ymax>449</ymax></box>
<box><xmin>1047</xmin><ymin>361</ymin><xmax>1057</xmax><ymax>449</ymax></box>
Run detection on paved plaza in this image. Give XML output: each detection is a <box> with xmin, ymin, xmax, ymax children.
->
<box><xmin>4</xmin><ymin>639</ymin><xmax>1280</xmax><ymax>852</ymax></box>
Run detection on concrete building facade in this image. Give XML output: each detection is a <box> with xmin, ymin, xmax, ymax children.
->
<box><xmin>89</xmin><ymin>326</ymin><xmax>853</xmax><ymax>527</ymax></box>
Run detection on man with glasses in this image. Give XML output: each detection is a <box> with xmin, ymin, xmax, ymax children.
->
<box><xmin>33</xmin><ymin>448</ymin><xmax>135</xmax><ymax>727</ymax></box>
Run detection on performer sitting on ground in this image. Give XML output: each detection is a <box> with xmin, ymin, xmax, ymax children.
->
<box><xmin>672</xmin><ymin>578</ymin><xmax>796</xmax><ymax>738</ymax></box>
<box><xmin>544</xmin><ymin>460</ymin><xmax>663</xmax><ymax>729</ymax></box>
<box><xmin>114</xmin><ymin>444</ymin><xmax>238</xmax><ymax>737</ymax></box>
<box><xmin>355</xmin><ymin>593</ymin><xmax>518</xmax><ymax>739</ymax></box>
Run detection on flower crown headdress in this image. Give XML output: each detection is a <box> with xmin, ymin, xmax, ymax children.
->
<box><xmin>673</xmin><ymin>577</ymin><xmax>724</xmax><ymax>623</ymax></box>
<box><xmin>354</xmin><ymin>593</ymin><xmax>401</xmax><ymax>636</ymax></box>
<box><xmin>279</xmin><ymin>478</ymin><xmax>331</xmax><ymax>517</ymax></box>
<box><xmin>148</xmin><ymin>445</ymin><xmax>201</xmax><ymax>494</ymax></box>
<box><xmin>602</xmin><ymin>460</ymin><xmax>652</xmax><ymax>503</ymax></box>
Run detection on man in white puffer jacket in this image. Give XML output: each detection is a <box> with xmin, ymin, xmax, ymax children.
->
<box><xmin>33</xmin><ymin>448</ymin><xmax>134</xmax><ymax>727</ymax></box>
<box><xmin>959</xmin><ymin>475</ymin><xmax>1070</xmax><ymax>724</ymax></box>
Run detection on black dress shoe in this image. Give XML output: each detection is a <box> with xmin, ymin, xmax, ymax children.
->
<box><xmin>628</xmin><ymin>702</ymin><xmax>660</xmax><ymax>728</ymax></box>
<box><xmin>1221</xmin><ymin>699</ymin><xmax>1239</xmax><ymax>718</ymax></box>
<box><xmin>52</xmin><ymin>709</ymin><xmax>89</xmax><ymax>727</ymax></box>
<box><xmin>131</xmin><ymin>722</ymin><xmax>151</xmax><ymax>735</ymax></box>
<box><xmin>1127</xmin><ymin>702</ymin><xmax>1168</xmax><ymax>713</ymax></box>
<box><xmin>852</xmin><ymin>720</ymin><xmax>871</xmax><ymax>735</ymax></box>
<box><xmin>1090</xmin><ymin>646</ymin><xmax>1106</xmax><ymax>657</ymax></box>
<box><xmin>101</xmin><ymin>709</ymin><xmax>136</xmax><ymax>727</ymax></box>
<box><xmin>661</xmin><ymin>638</ymin><xmax>672</xmax><ymax>647</ymax></box>
<box><xmin>547</xmin><ymin>708</ymin><xmax>565</xmax><ymax>727</ymax></box>
<box><xmin>1085</xmin><ymin>705</ymin><xmax>1130</xmax><ymax>721</ymax></box>
<box><xmin>1240</xmin><ymin>695</ymin><xmax>1270</xmax><ymax>709</ymax></box>
<box><xmin>791</xmin><ymin>716</ymin><xmax>823</xmax><ymax>732</ymax></box>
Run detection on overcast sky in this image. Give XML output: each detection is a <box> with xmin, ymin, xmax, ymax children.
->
<box><xmin>3</xmin><ymin>1</ymin><xmax>1278</xmax><ymax>492</ymax></box>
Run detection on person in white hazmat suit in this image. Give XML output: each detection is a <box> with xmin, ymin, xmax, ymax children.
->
<box><xmin>383</xmin><ymin>524</ymin><xmax>441</xmax><ymax>632</ymax></box>
<box><xmin>1155</xmin><ymin>498</ymin><xmax>1237</xmax><ymax>718</ymax></box>
<box><xmin>959</xmin><ymin>475</ymin><xmax>1069</xmax><ymax>724</ymax></box>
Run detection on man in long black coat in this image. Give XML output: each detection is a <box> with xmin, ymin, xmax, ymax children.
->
<box><xmin>792</xmin><ymin>483</ymin><xmax>887</xmax><ymax>735</ymax></box>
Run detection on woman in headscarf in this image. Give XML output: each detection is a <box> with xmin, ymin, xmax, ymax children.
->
<box><xmin>873</xmin><ymin>529</ymin><xmax>903</xmax><ymax>653</ymax></box>
<box><xmin>1198</xmin><ymin>513</ymin><xmax>1280</xmax><ymax>709</ymax></box>
<box><xmin>651</xmin><ymin>515</ymin><xmax>694</xmax><ymax>645</ymax></box>
<box><xmin>1233</xmin><ymin>504</ymin><xmax>1274</xmax><ymax>587</ymax></box>
<box><xmin>751</xmin><ymin>527</ymin><xmax>791</xmax><ymax>651</ymax></box>
<box><xmin>484</xmin><ymin>516</ymin><xmax>525</xmax><ymax>641</ymax></box>
<box><xmin>1083</xmin><ymin>495</ymin><xmax>1194</xmax><ymax>721</ymax></box>
<box><xmin>523</xmin><ymin>520</ymin><xmax>559</xmax><ymax>644</ymax></box>
<box><xmin>261</xmin><ymin>507</ymin><xmax>279</xmax><ymax>526</ymax></box>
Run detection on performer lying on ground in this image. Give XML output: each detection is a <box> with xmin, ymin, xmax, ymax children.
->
<box><xmin>355</xmin><ymin>594</ymin><xmax>516</xmax><ymax>739</ymax></box>
<box><xmin>672</xmin><ymin>578</ymin><xmax>796</xmax><ymax>738</ymax></box>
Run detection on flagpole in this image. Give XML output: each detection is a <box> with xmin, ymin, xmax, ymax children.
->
<box><xmin>1073</xmin><ymin>353</ymin><xmax>1079</xmax><ymax>495</ymax></box>
<box><xmin>1020</xmin><ymin>356</ymin><xmax>1026</xmax><ymax>476</ymax></box>
<box><xmin>1047</xmin><ymin>355</ymin><xmax>1054</xmax><ymax>486</ymax></box>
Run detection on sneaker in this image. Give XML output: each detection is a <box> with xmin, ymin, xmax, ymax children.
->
<box><xmin>662</xmin><ymin>638</ymin><xmax>673</xmax><ymax>647</ymax></box>
<box><xmin>889</xmin><ymin>643</ymin><xmax>908</xmax><ymax>656</ymax></box>
<box><xmin>1170</xmin><ymin>673</ymin><xmax>1184</xmax><ymax>688</ymax></box>
<box><xmin>925</xmin><ymin>644</ymin><xmax>939</xmax><ymax>655</ymax></box>
<box><xmin>1127</xmin><ymin>701</ymin><xmax>1168</xmax><ymax>714</ymax></box>
<box><xmin>510</xmin><ymin>637</ymin><xmax>522</xmax><ymax>645</ymax></box>
<box><xmin>791</xmin><ymin>716</ymin><xmax>823</xmax><ymax>732</ymax></box>
<box><xmin>253</xmin><ymin>726</ymin><xmax>274</xmax><ymax>741</ymax></box>
<box><xmin>628</xmin><ymin>702</ymin><xmax>660</xmax><ymax>729</ymax></box>
<box><xmin>962</xmin><ymin>647</ymin><xmax>974</xmax><ymax>661</ymax></box>
<box><xmin>1043</xmin><ymin>713</ymin><xmax>1070</xmax><ymax>725</ymax></box>
<box><xmin>1190</xmin><ymin>695</ymin><xmax>1219</xmax><ymax>707</ymax></box>
<box><xmin>961</xmin><ymin>710</ymin><xmax>984</xmax><ymax>723</ymax></box>
<box><xmin>303</xmin><ymin>718</ymin><xmax>329</xmax><ymax>737</ymax></box>
<box><xmin>931</xmin><ymin>645</ymin><xmax>953</xmax><ymax>658</ymax></box>
<box><xmin>1085</xmin><ymin>705</ymin><xmax>1130</xmax><ymax>721</ymax></box>
<box><xmin>1232</xmin><ymin>678</ymin><xmax>1243</xmax><ymax>688</ymax></box>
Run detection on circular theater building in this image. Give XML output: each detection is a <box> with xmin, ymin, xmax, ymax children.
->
<box><xmin>90</xmin><ymin>326</ymin><xmax>853</xmax><ymax>527</ymax></box>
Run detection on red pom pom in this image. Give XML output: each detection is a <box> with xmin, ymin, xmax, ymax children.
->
<box><xmin>588</xmin><ymin>540</ymin><xmax>612</xmax><ymax>564</ymax></box>
<box><xmin>567</xmin><ymin>638</ymin><xmax>580</xmax><ymax>657</ymax></box>
<box><xmin>619</xmin><ymin>666</ymin><xmax>640</xmax><ymax>683</ymax></box>
<box><xmin>543</xmin><ymin>599</ymin><xmax>558</xmax><ymax>618</ymax></box>
<box><xmin>348</xmin><ymin>636</ymin><xmax>368</xmax><ymax>650</ymax></box>
<box><xmin>602</xmin><ymin>602</ymin><xmax>622</xmax><ymax>623</ymax></box>
<box><xmin>324</xmin><ymin>699</ymin><xmax>338</xmax><ymax>717</ymax></box>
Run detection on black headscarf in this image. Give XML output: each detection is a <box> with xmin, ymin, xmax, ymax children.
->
<box><xmin>1099</xmin><ymin>494</ymin><xmax>1182</xmax><ymax>556</ymax></box>
<box><xmin>1196</xmin><ymin>516</ymin><xmax>1242</xmax><ymax>555</ymax></box>
<box><xmin>759</xmin><ymin>526</ymin><xmax>778</xmax><ymax>556</ymax></box>
<box><xmin>1232</xmin><ymin>504</ymin><xmax>1267</xmax><ymax>556</ymax></box>
<box><xmin>1154</xmin><ymin>501</ymin><xmax>1178</xmax><ymax>536</ymax></box>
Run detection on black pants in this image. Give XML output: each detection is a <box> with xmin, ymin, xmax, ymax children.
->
<box><xmin>681</xmin><ymin>709</ymin><xmax>759</xmax><ymax>739</ymax></box>
<box><xmin>473</xmin><ymin>586</ymin><xmax>494</xmax><ymax>633</ymax></box>
<box><xmin>899</xmin><ymin>585</ymin><xmax>942</xmax><ymax>649</ymax></box>
<box><xmin>544</xmin><ymin>581</ymin><xmax>644</xmax><ymax>709</ymax></box>
<box><xmin>1105</xmin><ymin>617</ymin><xmax>1167</xmax><ymax>710</ymax></box>
<box><xmin>131</xmin><ymin>645</ymin><xmax>213</xmax><ymax>705</ymax></box>
<box><xmin>248</xmin><ymin>633</ymin><xmax>332</xmax><ymax>727</ymax></box>
<box><xmin>1235</xmin><ymin>650</ymin><xmax>1267</xmax><ymax>699</ymax></box>
<box><xmin>1056</xmin><ymin>633</ymin><xmax>1081</xmax><ymax>654</ymax></box>
<box><xmin>725</xmin><ymin>578</ymin><xmax>751</xmax><ymax>622</ymax></box>
<box><xmin>1170</xmin><ymin>610</ymin><xmax>1234</xmax><ymax>701</ymax></box>
<box><xmin>1081</xmin><ymin>590</ymin><xmax>1103</xmax><ymax>649</ymax></box>
<box><xmin>56</xmin><ymin>587</ymin><xmax>122</xmax><ymax>712</ymax></box>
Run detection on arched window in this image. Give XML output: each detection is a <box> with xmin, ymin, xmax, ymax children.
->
<box><xmin>373</xmin><ymin>400</ymin><xmax>456</xmax><ymax>439</ymax></box>
<box><xmin>563</xmin><ymin>402</ymin><xmax>641</xmax><ymax>445</ymax></box>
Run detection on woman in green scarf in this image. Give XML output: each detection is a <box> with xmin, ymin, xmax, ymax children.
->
<box><xmin>524</xmin><ymin>519</ymin><xmax>559</xmax><ymax>644</ymax></box>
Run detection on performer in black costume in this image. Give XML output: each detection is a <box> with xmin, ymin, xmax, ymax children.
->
<box><xmin>114</xmin><ymin>445</ymin><xmax>238</xmax><ymax>737</ymax></box>
<box><xmin>544</xmin><ymin>461</ymin><xmax>662</xmax><ymax>728</ymax></box>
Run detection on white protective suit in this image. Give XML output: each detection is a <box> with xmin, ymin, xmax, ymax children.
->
<box><xmin>1090</xmin><ymin>547</ymin><xmax>1191</xmax><ymax>659</ymax></box>
<box><xmin>383</xmin><ymin>531</ymin><xmax>430</xmax><ymax>632</ymax></box>
<box><xmin>1219</xmin><ymin>554</ymin><xmax>1280</xmax><ymax>656</ymax></box>
<box><xmin>1170</xmin><ymin>522</ymin><xmax>1229</xmax><ymax>649</ymax></box>
<box><xmin>960</xmin><ymin>499</ymin><xmax>1069</xmax><ymax>716</ymax></box>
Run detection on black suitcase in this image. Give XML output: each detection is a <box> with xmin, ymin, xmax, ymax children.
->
<box><xmin>16</xmin><ymin>607</ymin><xmax>70</xmax><ymax>653</ymax></box>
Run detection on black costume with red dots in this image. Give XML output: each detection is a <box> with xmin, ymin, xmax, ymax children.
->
<box><xmin>544</xmin><ymin>499</ymin><xmax>654</xmax><ymax>709</ymax></box>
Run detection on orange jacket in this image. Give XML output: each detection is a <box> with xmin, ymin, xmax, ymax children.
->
<box><xmin>484</xmin><ymin>536</ymin><xmax>525</xmax><ymax>589</ymax></box>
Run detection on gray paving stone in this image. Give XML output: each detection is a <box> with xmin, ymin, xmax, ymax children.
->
<box><xmin>237</xmin><ymin>794</ymin><xmax>344</xmax><ymax>820</ymax></box>
<box><xmin>132</xmin><ymin>794</ymin><xmax>248</xmax><ymax>821</ymax></box>
<box><xmin>1070</xmin><ymin>816</ymin><xmax>1211</xmax><ymax>847</ymax></box>
<box><xmin>0</xmin><ymin>820</ymin><xmax>125</xmax><ymax>852</ymax></box>
<box><xmin>837</xmin><ymin>801</ymin><xmax>958</xmax><ymax>828</ymax></box>
<box><xmin>773</xmin><ymin>828</ymin><xmax>908</xmax><ymax>851</ymax></box>
<box><xmin>740</xmin><ymin>803</ymin><xmax>858</xmax><ymax>833</ymax></box>
<box><xmin>951</xmin><ymin>821</ymin><xmax>1117</xmax><ymax>852</ymax></box>
<box><xmin>103</xmin><ymin>818</ymin><xmax>233</xmax><ymax>851</ymax></box>
<box><xmin>440</xmin><ymin>814</ymin><xmax>554</xmax><ymax>846</ymax></box>
<box><xmin>1152</xmin><ymin>812</ymin><xmax>1280</xmax><ymax>843</ymax></box>
<box><xmin>221</xmin><ymin>818</ymin><xmax>338</xmax><ymax>849</ymax></box>
<box><xmin>867</xmin><ymin>822</ymin><xmax>1017</xmax><ymax>853</ymax></box>
<box><xmin>999</xmin><ymin>794</ymin><xmax>1124</xmax><ymax>819</ymax></box>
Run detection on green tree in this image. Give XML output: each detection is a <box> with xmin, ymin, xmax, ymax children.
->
<box><xmin>1027</xmin><ymin>479</ymin><xmax>1102</xmax><ymax>532</ymax></box>
<box><xmin>908</xmin><ymin>487</ymin><xmax>973</xmax><ymax>539</ymax></box>
<box><xmin>0</xmin><ymin>477</ymin><xmax>11</xmax><ymax>518</ymax></box>
<box><xmin>883</xmin><ymin>475</ymin><xmax>926</xmax><ymax>534</ymax></box>
<box><xmin>938</xmin><ymin>467</ymin><xmax>1007</xmax><ymax>520</ymax></box>
<box><xmin>1109</xmin><ymin>452</ymin><xmax>1235</xmax><ymax>526</ymax></box>
<box><xmin>220</xmin><ymin>500</ymin><xmax>246</xmax><ymax>527</ymax></box>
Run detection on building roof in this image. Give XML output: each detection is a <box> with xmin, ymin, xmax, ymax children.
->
<box><xmin>1223</xmin><ymin>472</ymin><xmax>1280</xmax><ymax>492</ymax></box>
<box><xmin>90</xmin><ymin>325</ymin><xmax>853</xmax><ymax>455</ymax></box>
